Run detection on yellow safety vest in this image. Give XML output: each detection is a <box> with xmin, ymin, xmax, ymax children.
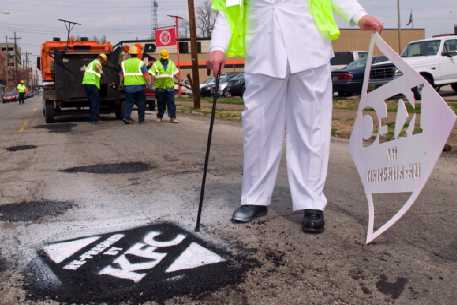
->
<box><xmin>82</xmin><ymin>59</ymin><xmax>102</xmax><ymax>89</ymax></box>
<box><xmin>122</xmin><ymin>58</ymin><xmax>146</xmax><ymax>86</ymax></box>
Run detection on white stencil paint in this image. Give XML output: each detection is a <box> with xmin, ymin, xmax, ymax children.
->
<box><xmin>165</xmin><ymin>242</ymin><xmax>225</xmax><ymax>273</ymax></box>
<box><xmin>44</xmin><ymin>236</ymin><xmax>100</xmax><ymax>264</ymax></box>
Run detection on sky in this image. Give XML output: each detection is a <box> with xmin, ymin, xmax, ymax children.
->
<box><xmin>0</xmin><ymin>0</ymin><xmax>456</xmax><ymax>66</ymax></box>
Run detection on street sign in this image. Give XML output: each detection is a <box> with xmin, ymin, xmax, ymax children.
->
<box><xmin>349</xmin><ymin>33</ymin><xmax>456</xmax><ymax>244</ymax></box>
<box><xmin>155</xmin><ymin>27</ymin><xmax>177</xmax><ymax>47</ymax></box>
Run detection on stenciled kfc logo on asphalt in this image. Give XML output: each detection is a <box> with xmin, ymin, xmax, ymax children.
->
<box><xmin>349</xmin><ymin>34</ymin><xmax>456</xmax><ymax>244</ymax></box>
<box><xmin>26</xmin><ymin>223</ymin><xmax>254</xmax><ymax>304</ymax></box>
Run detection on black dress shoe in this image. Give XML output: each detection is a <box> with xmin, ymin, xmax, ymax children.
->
<box><xmin>231</xmin><ymin>205</ymin><xmax>268</xmax><ymax>223</ymax></box>
<box><xmin>122</xmin><ymin>118</ymin><xmax>133</xmax><ymax>124</ymax></box>
<box><xmin>302</xmin><ymin>209</ymin><xmax>325</xmax><ymax>234</ymax></box>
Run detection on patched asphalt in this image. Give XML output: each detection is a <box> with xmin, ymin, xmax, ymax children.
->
<box><xmin>0</xmin><ymin>257</ymin><xmax>7</xmax><ymax>273</ymax></box>
<box><xmin>34</xmin><ymin>123</ymin><xmax>77</xmax><ymax>133</ymax></box>
<box><xmin>0</xmin><ymin>201</ymin><xmax>75</xmax><ymax>222</ymax></box>
<box><xmin>61</xmin><ymin>162</ymin><xmax>157</xmax><ymax>174</ymax></box>
<box><xmin>6</xmin><ymin>145</ymin><xmax>37</xmax><ymax>152</ymax></box>
<box><xmin>24</xmin><ymin>223</ymin><xmax>259</xmax><ymax>304</ymax></box>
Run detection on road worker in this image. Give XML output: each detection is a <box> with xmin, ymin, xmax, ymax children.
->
<box><xmin>16</xmin><ymin>80</ymin><xmax>26</xmax><ymax>105</ymax></box>
<box><xmin>209</xmin><ymin>0</ymin><xmax>383</xmax><ymax>233</ymax></box>
<box><xmin>120</xmin><ymin>45</ymin><xmax>151</xmax><ymax>124</ymax></box>
<box><xmin>82</xmin><ymin>53</ymin><xmax>108</xmax><ymax>123</ymax></box>
<box><xmin>150</xmin><ymin>49</ymin><xmax>179</xmax><ymax>123</ymax></box>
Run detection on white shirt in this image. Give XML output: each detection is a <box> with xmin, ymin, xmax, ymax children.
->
<box><xmin>211</xmin><ymin>0</ymin><xmax>367</xmax><ymax>78</ymax></box>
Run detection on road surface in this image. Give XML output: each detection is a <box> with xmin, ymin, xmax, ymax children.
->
<box><xmin>0</xmin><ymin>96</ymin><xmax>456</xmax><ymax>305</ymax></box>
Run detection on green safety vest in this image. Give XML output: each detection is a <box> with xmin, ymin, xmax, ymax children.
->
<box><xmin>17</xmin><ymin>84</ymin><xmax>26</xmax><ymax>93</ymax></box>
<box><xmin>211</xmin><ymin>0</ymin><xmax>341</xmax><ymax>58</ymax></box>
<box><xmin>150</xmin><ymin>60</ymin><xmax>178</xmax><ymax>90</ymax></box>
<box><xmin>82</xmin><ymin>59</ymin><xmax>102</xmax><ymax>89</ymax></box>
<box><xmin>122</xmin><ymin>58</ymin><xmax>146</xmax><ymax>86</ymax></box>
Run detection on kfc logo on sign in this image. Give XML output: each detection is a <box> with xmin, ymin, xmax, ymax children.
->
<box><xmin>155</xmin><ymin>27</ymin><xmax>177</xmax><ymax>47</ymax></box>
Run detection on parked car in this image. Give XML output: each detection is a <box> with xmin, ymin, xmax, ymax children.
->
<box><xmin>175</xmin><ymin>79</ymin><xmax>193</xmax><ymax>95</ymax></box>
<box><xmin>332</xmin><ymin>56</ymin><xmax>389</xmax><ymax>96</ymax></box>
<box><xmin>371</xmin><ymin>36</ymin><xmax>457</xmax><ymax>93</ymax></box>
<box><xmin>2</xmin><ymin>90</ymin><xmax>18</xmax><ymax>103</ymax></box>
<box><xmin>331</xmin><ymin>51</ymin><xmax>368</xmax><ymax>71</ymax></box>
<box><xmin>200</xmin><ymin>73</ymin><xmax>241</xmax><ymax>97</ymax></box>
<box><xmin>222</xmin><ymin>73</ymin><xmax>245</xmax><ymax>97</ymax></box>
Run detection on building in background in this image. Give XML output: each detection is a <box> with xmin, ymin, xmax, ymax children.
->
<box><xmin>0</xmin><ymin>52</ymin><xmax>5</xmax><ymax>97</ymax></box>
<box><xmin>0</xmin><ymin>42</ymin><xmax>22</xmax><ymax>89</ymax></box>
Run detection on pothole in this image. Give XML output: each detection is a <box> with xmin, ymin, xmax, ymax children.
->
<box><xmin>0</xmin><ymin>200</ymin><xmax>75</xmax><ymax>222</ymax></box>
<box><xmin>6</xmin><ymin>145</ymin><xmax>37</xmax><ymax>152</ymax></box>
<box><xmin>34</xmin><ymin>123</ymin><xmax>77</xmax><ymax>133</ymax></box>
<box><xmin>61</xmin><ymin>162</ymin><xmax>156</xmax><ymax>174</ymax></box>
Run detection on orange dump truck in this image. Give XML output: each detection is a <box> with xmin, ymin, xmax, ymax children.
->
<box><xmin>38</xmin><ymin>38</ymin><xmax>123</xmax><ymax>123</ymax></box>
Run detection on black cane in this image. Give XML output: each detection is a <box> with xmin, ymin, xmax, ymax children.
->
<box><xmin>195</xmin><ymin>67</ymin><xmax>222</xmax><ymax>232</ymax></box>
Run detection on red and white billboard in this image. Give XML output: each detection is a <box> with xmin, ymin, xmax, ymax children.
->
<box><xmin>155</xmin><ymin>27</ymin><xmax>177</xmax><ymax>47</ymax></box>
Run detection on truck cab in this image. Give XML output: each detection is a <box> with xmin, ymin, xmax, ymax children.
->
<box><xmin>401</xmin><ymin>35</ymin><xmax>457</xmax><ymax>92</ymax></box>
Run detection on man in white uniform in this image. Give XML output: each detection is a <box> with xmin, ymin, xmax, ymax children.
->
<box><xmin>209</xmin><ymin>0</ymin><xmax>383</xmax><ymax>233</ymax></box>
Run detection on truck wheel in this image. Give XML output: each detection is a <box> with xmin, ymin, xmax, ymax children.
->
<box><xmin>451</xmin><ymin>83</ymin><xmax>457</xmax><ymax>93</ymax></box>
<box><xmin>44</xmin><ymin>100</ymin><xmax>55</xmax><ymax>123</ymax></box>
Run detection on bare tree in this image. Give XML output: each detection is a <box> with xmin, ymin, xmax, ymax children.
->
<box><xmin>197</xmin><ymin>0</ymin><xmax>216</xmax><ymax>38</ymax></box>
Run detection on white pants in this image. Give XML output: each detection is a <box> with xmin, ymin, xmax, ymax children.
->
<box><xmin>241</xmin><ymin>64</ymin><xmax>333</xmax><ymax>211</ymax></box>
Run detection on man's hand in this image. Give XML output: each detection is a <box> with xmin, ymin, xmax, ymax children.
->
<box><xmin>208</xmin><ymin>50</ymin><xmax>226</xmax><ymax>76</ymax></box>
<box><xmin>359</xmin><ymin>15</ymin><xmax>384</xmax><ymax>33</ymax></box>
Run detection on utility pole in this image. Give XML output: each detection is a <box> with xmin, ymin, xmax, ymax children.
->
<box><xmin>4</xmin><ymin>35</ymin><xmax>9</xmax><ymax>88</ymax></box>
<box><xmin>24</xmin><ymin>51</ymin><xmax>31</xmax><ymax>85</ymax></box>
<box><xmin>8</xmin><ymin>32</ymin><xmax>21</xmax><ymax>84</ymax></box>
<box><xmin>167</xmin><ymin>15</ymin><xmax>184</xmax><ymax>67</ymax></box>
<box><xmin>397</xmin><ymin>0</ymin><xmax>402</xmax><ymax>53</ymax></box>
<box><xmin>58</xmin><ymin>18</ymin><xmax>81</xmax><ymax>49</ymax></box>
<box><xmin>168</xmin><ymin>15</ymin><xmax>185</xmax><ymax>96</ymax></box>
<box><xmin>187</xmin><ymin>0</ymin><xmax>201</xmax><ymax>109</ymax></box>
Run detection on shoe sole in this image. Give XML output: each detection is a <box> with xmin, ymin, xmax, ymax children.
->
<box><xmin>231</xmin><ymin>209</ymin><xmax>268</xmax><ymax>224</ymax></box>
<box><xmin>302</xmin><ymin>226</ymin><xmax>325</xmax><ymax>234</ymax></box>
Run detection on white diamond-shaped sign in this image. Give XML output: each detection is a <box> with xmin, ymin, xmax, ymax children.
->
<box><xmin>349</xmin><ymin>33</ymin><xmax>456</xmax><ymax>244</ymax></box>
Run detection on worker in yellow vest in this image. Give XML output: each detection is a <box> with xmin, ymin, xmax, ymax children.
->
<box><xmin>209</xmin><ymin>0</ymin><xmax>383</xmax><ymax>233</ymax></box>
<box><xmin>82</xmin><ymin>53</ymin><xmax>108</xmax><ymax>123</ymax></box>
<box><xmin>120</xmin><ymin>46</ymin><xmax>151</xmax><ymax>124</ymax></box>
<box><xmin>150</xmin><ymin>49</ymin><xmax>179</xmax><ymax>123</ymax></box>
<box><xmin>16</xmin><ymin>80</ymin><xmax>27</xmax><ymax>105</ymax></box>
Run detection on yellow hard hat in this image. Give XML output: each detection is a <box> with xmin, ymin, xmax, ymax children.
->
<box><xmin>129</xmin><ymin>46</ymin><xmax>139</xmax><ymax>55</ymax></box>
<box><xmin>99</xmin><ymin>53</ymin><xmax>108</xmax><ymax>61</ymax></box>
<box><xmin>160</xmin><ymin>49</ymin><xmax>169</xmax><ymax>59</ymax></box>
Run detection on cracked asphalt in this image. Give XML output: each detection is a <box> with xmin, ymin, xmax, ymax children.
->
<box><xmin>0</xmin><ymin>96</ymin><xmax>456</xmax><ymax>305</ymax></box>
